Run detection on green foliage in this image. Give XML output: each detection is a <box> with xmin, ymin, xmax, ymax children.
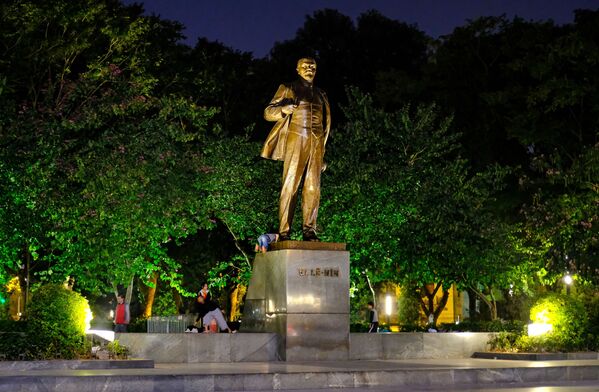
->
<box><xmin>349</xmin><ymin>279</ymin><xmax>372</xmax><ymax>329</ymax></box>
<box><xmin>1</xmin><ymin>0</ymin><xmax>598</xmax><ymax>333</ymax></box>
<box><xmin>577</xmin><ymin>288</ymin><xmax>599</xmax><ymax>350</ymax></box>
<box><xmin>322</xmin><ymin>89</ymin><xmax>513</xmax><ymax>296</ymax></box>
<box><xmin>197</xmin><ymin>136</ymin><xmax>279</xmax><ymax>289</ymax></box>
<box><xmin>488</xmin><ymin>332</ymin><xmax>521</xmax><ymax>352</ymax></box>
<box><xmin>529</xmin><ymin>293</ymin><xmax>589</xmax><ymax>351</ymax></box>
<box><xmin>107</xmin><ymin>339</ymin><xmax>129</xmax><ymax>359</ymax></box>
<box><xmin>0</xmin><ymin>321</ymin><xmax>30</xmax><ymax>360</ymax></box>
<box><xmin>397</xmin><ymin>324</ymin><xmax>428</xmax><ymax>332</ymax></box>
<box><xmin>127</xmin><ymin>317</ymin><xmax>148</xmax><ymax>333</ymax></box>
<box><xmin>442</xmin><ymin>319</ymin><xmax>525</xmax><ymax>333</ymax></box>
<box><xmin>27</xmin><ymin>284</ymin><xmax>91</xmax><ymax>359</ymax></box>
<box><xmin>490</xmin><ymin>293</ymin><xmax>591</xmax><ymax>352</ymax></box>
<box><xmin>519</xmin><ymin>154</ymin><xmax>599</xmax><ymax>285</ymax></box>
<box><xmin>428</xmin><ymin>12</ymin><xmax>599</xmax><ymax>286</ymax></box>
<box><xmin>152</xmin><ymin>289</ymin><xmax>179</xmax><ymax>316</ymax></box>
<box><xmin>0</xmin><ymin>0</ymin><xmax>220</xmax><ymax>295</ymax></box>
<box><xmin>398</xmin><ymin>286</ymin><xmax>422</xmax><ymax>326</ymax></box>
<box><xmin>0</xmin><ymin>296</ymin><xmax>8</xmax><ymax>320</ymax></box>
<box><xmin>349</xmin><ymin>322</ymin><xmax>369</xmax><ymax>333</ymax></box>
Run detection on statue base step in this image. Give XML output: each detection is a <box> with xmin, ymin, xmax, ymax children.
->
<box><xmin>271</xmin><ymin>240</ymin><xmax>346</xmax><ymax>251</ymax></box>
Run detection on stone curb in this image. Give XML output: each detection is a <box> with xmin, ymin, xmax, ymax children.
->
<box><xmin>0</xmin><ymin>359</ymin><xmax>154</xmax><ymax>371</ymax></box>
<box><xmin>472</xmin><ymin>352</ymin><xmax>599</xmax><ymax>361</ymax></box>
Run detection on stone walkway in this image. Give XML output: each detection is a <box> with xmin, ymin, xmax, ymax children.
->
<box><xmin>1</xmin><ymin>357</ymin><xmax>599</xmax><ymax>391</ymax></box>
<box><xmin>283</xmin><ymin>382</ymin><xmax>599</xmax><ymax>392</ymax></box>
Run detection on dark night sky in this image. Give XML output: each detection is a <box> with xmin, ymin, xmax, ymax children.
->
<box><xmin>123</xmin><ymin>0</ymin><xmax>599</xmax><ymax>58</ymax></box>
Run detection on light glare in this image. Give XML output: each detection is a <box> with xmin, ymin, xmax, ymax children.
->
<box><xmin>86</xmin><ymin>329</ymin><xmax>115</xmax><ymax>342</ymax></box>
<box><xmin>563</xmin><ymin>274</ymin><xmax>573</xmax><ymax>285</ymax></box>
<box><xmin>385</xmin><ymin>294</ymin><xmax>392</xmax><ymax>316</ymax></box>
<box><xmin>528</xmin><ymin>323</ymin><xmax>552</xmax><ymax>336</ymax></box>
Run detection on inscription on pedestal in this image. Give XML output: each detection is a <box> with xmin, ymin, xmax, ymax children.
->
<box><xmin>297</xmin><ymin>267</ymin><xmax>339</xmax><ymax>277</ymax></box>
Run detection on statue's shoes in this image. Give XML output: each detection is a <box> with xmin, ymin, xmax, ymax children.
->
<box><xmin>302</xmin><ymin>231</ymin><xmax>320</xmax><ymax>242</ymax></box>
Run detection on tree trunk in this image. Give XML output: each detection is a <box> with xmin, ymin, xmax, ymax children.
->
<box><xmin>18</xmin><ymin>247</ymin><xmax>31</xmax><ymax>318</ymax></box>
<box><xmin>418</xmin><ymin>283</ymin><xmax>449</xmax><ymax>327</ymax></box>
<box><xmin>434</xmin><ymin>290</ymin><xmax>450</xmax><ymax>323</ymax></box>
<box><xmin>365</xmin><ymin>271</ymin><xmax>376</xmax><ymax>306</ymax></box>
<box><xmin>419</xmin><ymin>283</ymin><xmax>438</xmax><ymax>326</ymax></box>
<box><xmin>143</xmin><ymin>272</ymin><xmax>158</xmax><ymax>318</ymax></box>
<box><xmin>489</xmin><ymin>289</ymin><xmax>498</xmax><ymax>320</ymax></box>
<box><xmin>229</xmin><ymin>284</ymin><xmax>247</xmax><ymax>321</ymax></box>
<box><xmin>466</xmin><ymin>287</ymin><xmax>478</xmax><ymax>321</ymax></box>
<box><xmin>125</xmin><ymin>276</ymin><xmax>134</xmax><ymax>304</ymax></box>
<box><xmin>469</xmin><ymin>285</ymin><xmax>498</xmax><ymax>320</ymax></box>
<box><xmin>173</xmin><ymin>289</ymin><xmax>184</xmax><ymax>314</ymax></box>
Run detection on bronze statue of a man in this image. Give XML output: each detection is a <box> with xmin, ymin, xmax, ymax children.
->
<box><xmin>261</xmin><ymin>58</ymin><xmax>331</xmax><ymax>241</ymax></box>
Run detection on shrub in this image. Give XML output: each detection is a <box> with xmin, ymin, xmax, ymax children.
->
<box><xmin>0</xmin><ymin>320</ymin><xmax>29</xmax><ymax>359</ymax></box>
<box><xmin>488</xmin><ymin>331</ymin><xmax>520</xmax><ymax>352</ymax></box>
<box><xmin>127</xmin><ymin>316</ymin><xmax>148</xmax><ymax>332</ymax></box>
<box><xmin>440</xmin><ymin>319</ymin><xmax>525</xmax><ymax>333</ymax></box>
<box><xmin>528</xmin><ymin>293</ymin><xmax>589</xmax><ymax>351</ymax></box>
<box><xmin>0</xmin><ymin>319</ymin><xmax>26</xmax><ymax>332</ymax></box>
<box><xmin>350</xmin><ymin>321</ymin><xmax>369</xmax><ymax>332</ymax></box>
<box><xmin>488</xmin><ymin>293</ymin><xmax>591</xmax><ymax>353</ymax></box>
<box><xmin>397</xmin><ymin>323</ymin><xmax>428</xmax><ymax>332</ymax></box>
<box><xmin>107</xmin><ymin>339</ymin><xmax>129</xmax><ymax>359</ymax></box>
<box><xmin>578</xmin><ymin>289</ymin><xmax>599</xmax><ymax>351</ymax></box>
<box><xmin>27</xmin><ymin>284</ymin><xmax>92</xmax><ymax>359</ymax></box>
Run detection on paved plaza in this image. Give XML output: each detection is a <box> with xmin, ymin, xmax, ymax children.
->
<box><xmin>1</xmin><ymin>357</ymin><xmax>599</xmax><ymax>391</ymax></box>
<box><xmin>291</xmin><ymin>382</ymin><xmax>599</xmax><ymax>392</ymax></box>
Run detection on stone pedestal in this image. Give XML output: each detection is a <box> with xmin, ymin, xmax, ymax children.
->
<box><xmin>242</xmin><ymin>241</ymin><xmax>349</xmax><ymax>361</ymax></box>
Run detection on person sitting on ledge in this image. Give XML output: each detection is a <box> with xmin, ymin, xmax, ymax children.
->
<box><xmin>195</xmin><ymin>295</ymin><xmax>234</xmax><ymax>333</ymax></box>
<box><xmin>255</xmin><ymin>233</ymin><xmax>280</xmax><ymax>253</ymax></box>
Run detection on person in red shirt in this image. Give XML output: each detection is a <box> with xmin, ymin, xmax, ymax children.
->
<box><xmin>198</xmin><ymin>283</ymin><xmax>210</xmax><ymax>302</ymax></box>
<box><xmin>114</xmin><ymin>294</ymin><xmax>130</xmax><ymax>333</ymax></box>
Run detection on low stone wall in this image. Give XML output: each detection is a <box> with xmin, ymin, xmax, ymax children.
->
<box><xmin>117</xmin><ymin>333</ymin><xmax>280</xmax><ymax>363</ymax></box>
<box><xmin>118</xmin><ymin>332</ymin><xmax>494</xmax><ymax>363</ymax></box>
<box><xmin>350</xmin><ymin>332</ymin><xmax>495</xmax><ymax>360</ymax></box>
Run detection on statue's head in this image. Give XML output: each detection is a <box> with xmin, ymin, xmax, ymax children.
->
<box><xmin>296</xmin><ymin>57</ymin><xmax>317</xmax><ymax>83</ymax></box>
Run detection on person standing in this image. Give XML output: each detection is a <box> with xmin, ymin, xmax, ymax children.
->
<box><xmin>114</xmin><ymin>294</ymin><xmax>130</xmax><ymax>333</ymax></box>
<box><xmin>194</xmin><ymin>283</ymin><xmax>211</xmax><ymax>328</ymax></box>
<box><xmin>367</xmin><ymin>301</ymin><xmax>379</xmax><ymax>333</ymax></box>
<box><xmin>262</xmin><ymin>57</ymin><xmax>331</xmax><ymax>241</ymax></box>
<box><xmin>198</xmin><ymin>283</ymin><xmax>210</xmax><ymax>302</ymax></box>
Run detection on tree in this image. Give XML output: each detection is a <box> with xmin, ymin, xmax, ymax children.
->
<box><xmin>187</xmin><ymin>39</ymin><xmax>262</xmax><ymax>136</ymax></box>
<box><xmin>504</xmin><ymin>10</ymin><xmax>599</xmax><ymax>285</ymax></box>
<box><xmin>194</xmin><ymin>136</ymin><xmax>279</xmax><ymax>317</ymax></box>
<box><xmin>0</xmin><ymin>0</ymin><xmax>134</xmax><ymax>301</ymax></box>
<box><xmin>0</xmin><ymin>0</ymin><xmax>218</xmax><ymax>301</ymax></box>
<box><xmin>321</xmin><ymin>89</ymin><xmax>514</xmax><ymax>325</ymax></box>
<box><xmin>267</xmin><ymin>9</ymin><xmax>429</xmax><ymax>121</ymax></box>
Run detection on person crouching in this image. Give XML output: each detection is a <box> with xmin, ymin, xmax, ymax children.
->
<box><xmin>196</xmin><ymin>295</ymin><xmax>234</xmax><ymax>333</ymax></box>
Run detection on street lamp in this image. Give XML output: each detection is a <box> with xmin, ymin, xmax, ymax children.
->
<box><xmin>563</xmin><ymin>272</ymin><xmax>573</xmax><ymax>295</ymax></box>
